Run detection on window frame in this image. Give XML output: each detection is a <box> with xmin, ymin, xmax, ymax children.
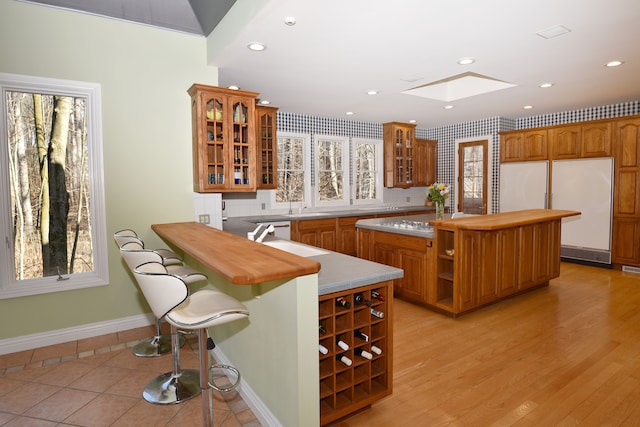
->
<box><xmin>351</xmin><ymin>137</ymin><xmax>383</xmax><ymax>206</ymax></box>
<box><xmin>313</xmin><ymin>134</ymin><xmax>350</xmax><ymax>208</ymax></box>
<box><xmin>0</xmin><ymin>72</ymin><xmax>108</xmax><ymax>299</ymax></box>
<box><xmin>270</xmin><ymin>132</ymin><xmax>312</xmax><ymax>212</ymax></box>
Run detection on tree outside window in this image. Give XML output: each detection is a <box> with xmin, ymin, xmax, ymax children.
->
<box><xmin>0</xmin><ymin>73</ymin><xmax>107</xmax><ymax>299</ymax></box>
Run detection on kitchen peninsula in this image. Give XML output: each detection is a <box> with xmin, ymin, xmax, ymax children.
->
<box><xmin>357</xmin><ymin>209</ymin><xmax>580</xmax><ymax>316</ymax></box>
<box><xmin>151</xmin><ymin>221</ymin><xmax>402</xmax><ymax>426</ymax></box>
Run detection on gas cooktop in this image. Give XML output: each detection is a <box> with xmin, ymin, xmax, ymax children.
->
<box><xmin>378</xmin><ymin>220</ymin><xmax>434</xmax><ymax>232</ymax></box>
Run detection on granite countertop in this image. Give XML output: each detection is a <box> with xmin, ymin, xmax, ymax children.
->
<box><xmin>233</xmin><ymin>205</ymin><xmax>434</xmax><ymax>223</ymax></box>
<box><xmin>223</xmin><ymin>218</ymin><xmax>403</xmax><ymax>295</ymax></box>
<box><xmin>355</xmin><ymin>213</ymin><xmax>446</xmax><ymax>238</ymax></box>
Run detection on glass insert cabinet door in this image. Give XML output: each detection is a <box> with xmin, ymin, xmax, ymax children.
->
<box><xmin>189</xmin><ymin>84</ymin><xmax>257</xmax><ymax>193</ymax></box>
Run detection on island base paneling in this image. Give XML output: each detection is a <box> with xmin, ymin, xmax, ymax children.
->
<box><xmin>357</xmin><ymin>209</ymin><xmax>578</xmax><ymax>317</ymax></box>
<box><xmin>319</xmin><ymin>281</ymin><xmax>393</xmax><ymax>426</ymax></box>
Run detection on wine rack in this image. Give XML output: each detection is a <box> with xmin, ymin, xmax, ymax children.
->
<box><xmin>318</xmin><ymin>281</ymin><xmax>393</xmax><ymax>426</ymax></box>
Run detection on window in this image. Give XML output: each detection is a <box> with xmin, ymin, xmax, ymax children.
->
<box><xmin>0</xmin><ymin>73</ymin><xmax>108</xmax><ymax>299</ymax></box>
<box><xmin>352</xmin><ymin>138</ymin><xmax>383</xmax><ymax>205</ymax></box>
<box><xmin>314</xmin><ymin>135</ymin><xmax>349</xmax><ymax>207</ymax></box>
<box><xmin>272</xmin><ymin>132</ymin><xmax>311</xmax><ymax>211</ymax></box>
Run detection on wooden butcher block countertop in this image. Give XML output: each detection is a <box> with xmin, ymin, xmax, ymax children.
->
<box><xmin>152</xmin><ymin>222</ymin><xmax>321</xmax><ymax>285</ymax></box>
<box><xmin>430</xmin><ymin>209</ymin><xmax>580</xmax><ymax>230</ymax></box>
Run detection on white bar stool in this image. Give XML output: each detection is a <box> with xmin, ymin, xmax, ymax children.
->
<box><xmin>133</xmin><ymin>262</ymin><xmax>249</xmax><ymax>426</ymax></box>
<box><xmin>118</xmin><ymin>241</ymin><xmax>208</xmax><ymax>360</ymax></box>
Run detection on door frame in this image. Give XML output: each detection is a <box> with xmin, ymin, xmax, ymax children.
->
<box><xmin>454</xmin><ymin>135</ymin><xmax>494</xmax><ymax>215</ymax></box>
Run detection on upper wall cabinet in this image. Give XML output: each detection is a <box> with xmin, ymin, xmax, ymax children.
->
<box><xmin>256</xmin><ymin>105</ymin><xmax>278</xmax><ymax>190</ymax></box>
<box><xmin>383</xmin><ymin>122</ymin><xmax>417</xmax><ymax>188</ymax></box>
<box><xmin>549</xmin><ymin>122</ymin><xmax>611</xmax><ymax>159</ymax></box>
<box><xmin>499</xmin><ymin>129</ymin><xmax>548</xmax><ymax>162</ymax></box>
<box><xmin>415</xmin><ymin>138</ymin><xmax>437</xmax><ymax>187</ymax></box>
<box><xmin>188</xmin><ymin>84</ymin><xmax>258</xmax><ymax>192</ymax></box>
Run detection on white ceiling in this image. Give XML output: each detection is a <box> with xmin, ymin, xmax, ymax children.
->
<box><xmin>25</xmin><ymin>0</ymin><xmax>640</xmax><ymax>128</ymax></box>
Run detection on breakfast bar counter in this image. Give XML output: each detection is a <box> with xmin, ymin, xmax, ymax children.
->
<box><xmin>152</xmin><ymin>221</ymin><xmax>321</xmax><ymax>284</ymax></box>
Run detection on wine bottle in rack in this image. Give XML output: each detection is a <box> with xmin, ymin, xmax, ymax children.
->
<box><xmin>354</xmin><ymin>347</ymin><xmax>373</xmax><ymax>360</ymax></box>
<box><xmin>335</xmin><ymin>296</ymin><xmax>350</xmax><ymax>309</ymax></box>
<box><xmin>336</xmin><ymin>337</ymin><xmax>349</xmax><ymax>351</ymax></box>
<box><xmin>336</xmin><ymin>353</ymin><xmax>353</xmax><ymax>367</ymax></box>
<box><xmin>354</xmin><ymin>293</ymin><xmax>372</xmax><ymax>307</ymax></box>
<box><xmin>319</xmin><ymin>323</ymin><xmax>326</xmax><ymax>335</ymax></box>
<box><xmin>354</xmin><ymin>329</ymin><xmax>369</xmax><ymax>342</ymax></box>
<box><xmin>371</xmin><ymin>344</ymin><xmax>382</xmax><ymax>355</ymax></box>
<box><xmin>370</xmin><ymin>307</ymin><xmax>385</xmax><ymax>318</ymax></box>
<box><xmin>371</xmin><ymin>290</ymin><xmax>386</xmax><ymax>301</ymax></box>
<box><xmin>319</xmin><ymin>344</ymin><xmax>329</xmax><ymax>355</ymax></box>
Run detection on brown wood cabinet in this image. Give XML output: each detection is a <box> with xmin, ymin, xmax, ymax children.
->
<box><xmin>356</xmin><ymin>228</ymin><xmax>435</xmax><ymax>303</ymax></box>
<box><xmin>383</xmin><ymin>122</ymin><xmax>416</xmax><ymax>188</ymax></box>
<box><xmin>549</xmin><ymin>122</ymin><xmax>612</xmax><ymax>159</ymax></box>
<box><xmin>431</xmin><ymin>210</ymin><xmax>570</xmax><ymax>316</ymax></box>
<box><xmin>188</xmin><ymin>84</ymin><xmax>258</xmax><ymax>192</ymax></box>
<box><xmin>336</xmin><ymin>216</ymin><xmax>374</xmax><ymax>256</ymax></box>
<box><xmin>291</xmin><ymin>218</ymin><xmax>337</xmax><ymax>251</ymax></box>
<box><xmin>415</xmin><ymin>138</ymin><xmax>437</xmax><ymax>187</ymax></box>
<box><xmin>499</xmin><ymin>129</ymin><xmax>548</xmax><ymax>162</ymax></box>
<box><xmin>256</xmin><ymin>105</ymin><xmax>278</xmax><ymax>189</ymax></box>
<box><xmin>293</xmin><ymin>210</ymin><xmax>432</xmax><ymax>256</ymax></box>
<box><xmin>612</xmin><ymin>117</ymin><xmax>640</xmax><ymax>265</ymax></box>
<box><xmin>319</xmin><ymin>282</ymin><xmax>393</xmax><ymax>425</ymax></box>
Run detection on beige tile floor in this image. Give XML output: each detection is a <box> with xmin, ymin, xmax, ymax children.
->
<box><xmin>0</xmin><ymin>325</ymin><xmax>261</xmax><ymax>426</ymax></box>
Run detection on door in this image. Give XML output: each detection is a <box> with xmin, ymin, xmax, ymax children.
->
<box><xmin>458</xmin><ymin>140</ymin><xmax>488</xmax><ymax>214</ymax></box>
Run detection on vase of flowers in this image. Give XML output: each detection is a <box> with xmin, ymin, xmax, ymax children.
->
<box><xmin>428</xmin><ymin>182</ymin><xmax>449</xmax><ymax>220</ymax></box>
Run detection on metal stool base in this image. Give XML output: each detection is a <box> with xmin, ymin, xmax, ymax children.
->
<box><xmin>208</xmin><ymin>364</ymin><xmax>241</xmax><ymax>393</ymax></box>
<box><xmin>143</xmin><ymin>368</ymin><xmax>201</xmax><ymax>404</ymax></box>
<box><xmin>131</xmin><ymin>334</ymin><xmax>185</xmax><ymax>357</ymax></box>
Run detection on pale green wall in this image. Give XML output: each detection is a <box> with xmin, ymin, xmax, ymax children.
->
<box><xmin>0</xmin><ymin>0</ymin><xmax>218</xmax><ymax>337</ymax></box>
<box><xmin>0</xmin><ymin>3</ymin><xmax>320</xmax><ymax>425</ymax></box>
<box><xmin>183</xmin><ymin>255</ymin><xmax>320</xmax><ymax>427</ymax></box>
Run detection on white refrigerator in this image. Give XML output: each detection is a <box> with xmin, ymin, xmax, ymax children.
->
<box><xmin>499</xmin><ymin>159</ymin><xmax>613</xmax><ymax>264</ymax></box>
<box><xmin>551</xmin><ymin>158</ymin><xmax>613</xmax><ymax>264</ymax></box>
<box><xmin>499</xmin><ymin>161</ymin><xmax>549</xmax><ymax>212</ymax></box>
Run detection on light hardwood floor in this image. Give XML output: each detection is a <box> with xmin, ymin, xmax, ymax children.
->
<box><xmin>340</xmin><ymin>262</ymin><xmax>640</xmax><ymax>426</ymax></box>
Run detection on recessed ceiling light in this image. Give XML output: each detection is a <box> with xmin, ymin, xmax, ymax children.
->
<box><xmin>247</xmin><ymin>42</ymin><xmax>266</xmax><ymax>51</ymax></box>
<box><xmin>538</xmin><ymin>82</ymin><xmax>553</xmax><ymax>88</ymax></box>
<box><xmin>259</xmin><ymin>99</ymin><xmax>270</xmax><ymax>105</ymax></box>
<box><xmin>457</xmin><ymin>57</ymin><xmax>475</xmax><ymax>65</ymax></box>
<box><xmin>284</xmin><ymin>16</ymin><xmax>296</xmax><ymax>26</ymax></box>
<box><xmin>606</xmin><ymin>60</ymin><xmax>623</xmax><ymax>67</ymax></box>
<box><xmin>346</xmin><ymin>111</ymin><xmax>354</xmax><ymax>116</ymax></box>
<box><xmin>409</xmin><ymin>119</ymin><xmax>417</xmax><ymax>124</ymax></box>
<box><xmin>367</xmin><ymin>90</ymin><xmax>378</xmax><ymax>95</ymax></box>
<box><xmin>228</xmin><ymin>85</ymin><xmax>240</xmax><ymax>90</ymax></box>
<box><xmin>444</xmin><ymin>105</ymin><xmax>454</xmax><ymax>109</ymax></box>
<box><xmin>524</xmin><ymin>105</ymin><xmax>534</xmax><ymax>110</ymax></box>
<box><xmin>536</xmin><ymin>25</ymin><xmax>571</xmax><ymax>39</ymax></box>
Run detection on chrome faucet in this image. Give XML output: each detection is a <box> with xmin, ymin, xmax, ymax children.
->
<box><xmin>256</xmin><ymin>224</ymin><xmax>275</xmax><ymax>243</ymax></box>
<box><xmin>248</xmin><ymin>224</ymin><xmax>275</xmax><ymax>242</ymax></box>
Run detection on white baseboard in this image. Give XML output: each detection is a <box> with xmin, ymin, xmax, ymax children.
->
<box><xmin>0</xmin><ymin>315</ymin><xmax>281</xmax><ymax>426</ymax></box>
<box><xmin>0</xmin><ymin>313</ymin><xmax>155</xmax><ymax>355</ymax></box>
<box><xmin>211</xmin><ymin>346</ymin><xmax>283</xmax><ymax>427</ymax></box>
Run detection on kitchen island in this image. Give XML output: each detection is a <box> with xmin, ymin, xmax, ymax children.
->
<box><xmin>152</xmin><ymin>220</ymin><xmax>402</xmax><ymax>426</ymax></box>
<box><xmin>357</xmin><ymin>209</ymin><xmax>580</xmax><ymax>316</ymax></box>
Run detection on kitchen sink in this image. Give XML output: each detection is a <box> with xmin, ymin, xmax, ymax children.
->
<box><xmin>262</xmin><ymin>240</ymin><xmax>330</xmax><ymax>257</ymax></box>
